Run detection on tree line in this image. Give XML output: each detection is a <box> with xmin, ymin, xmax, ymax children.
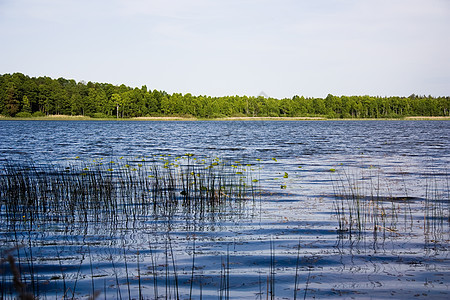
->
<box><xmin>1</xmin><ymin>73</ymin><xmax>449</xmax><ymax>118</ymax></box>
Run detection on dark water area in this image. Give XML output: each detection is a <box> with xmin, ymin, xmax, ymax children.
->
<box><xmin>0</xmin><ymin>120</ymin><xmax>449</xmax><ymax>299</ymax></box>
<box><xmin>0</xmin><ymin>120</ymin><xmax>449</xmax><ymax>162</ymax></box>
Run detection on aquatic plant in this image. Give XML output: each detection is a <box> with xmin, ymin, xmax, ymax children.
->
<box><xmin>2</xmin><ymin>155</ymin><xmax>448</xmax><ymax>299</ymax></box>
<box><xmin>0</xmin><ymin>154</ymin><xmax>265</xmax><ymax>299</ymax></box>
<box><xmin>331</xmin><ymin>167</ymin><xmax>449</xmax><ymax>242</ymax></box>
<box><xmin>0</xmin><ymin>154</ymin><xmax>258</xmax><ymax>228</ymax></box>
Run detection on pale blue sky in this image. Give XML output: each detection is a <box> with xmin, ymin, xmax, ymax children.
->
<box><xmin>1</xmin><ymin>0</ymin><xmax>449</xmax><ymax>98</ymax></box>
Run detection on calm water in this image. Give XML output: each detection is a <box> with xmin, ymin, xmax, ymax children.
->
<box><xmin>0</xmin><ymin>120</ymin><xmax>449</xmax><ymax>299</ymax></box>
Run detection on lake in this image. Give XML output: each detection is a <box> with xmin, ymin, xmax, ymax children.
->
<box><xmin>0</xmin><ymin>120</ymin><xmax>449</xmax><ymax>299</ymax></box>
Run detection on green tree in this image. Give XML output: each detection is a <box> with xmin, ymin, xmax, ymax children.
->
<box><xmin>312</xmin><ymin>98</ymin><xmax>326</xmax><ymax>115</ymax></box>
<box><xmin>111</xmin><ymin>93</ymin><xmax>122</xmax><ymax>118</ymax></box>
<box><xmin>3</xmin><ymin>82</ymin><xmax>20</xmax><ymax>116</ymax></box>
<box><xmin>21</xmin><ymin>95</ymin><xmax>31</xmax><ymax>113</ymax></box>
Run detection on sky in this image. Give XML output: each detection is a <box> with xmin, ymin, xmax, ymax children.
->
<box><xmin>0</xmin><ymin>0</ymin><xmax>449</xmax><ymax>99</ymax></box>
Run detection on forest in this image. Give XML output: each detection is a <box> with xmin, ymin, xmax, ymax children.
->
<box><xmin>1</xmin><ymin>73</ymin><xmax>449</xmax><ymax>119</ymax></box>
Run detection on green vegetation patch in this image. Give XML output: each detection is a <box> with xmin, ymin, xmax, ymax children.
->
<box><xmin>0</xmin><ymin>73</ymin><xmax>448</xmax><ymax>119</ymax></box>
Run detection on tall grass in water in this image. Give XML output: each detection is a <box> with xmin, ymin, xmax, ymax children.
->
<box><xmin>331</xmin><ymin>167</ymin><xmax>449</xmax><ymax>241</ymax></box>
<box><xmin>0</xmin><ymin>154</ymin><xmax>257</xmax><ymax>227</ymax></box>
<box><xmin>423</xmin><ymin>170</ymin><xmax>450</xmax><ymax>247</ymax></box>
<box><xmin>0</xmin><ymin>154</ymin><xmax>259</xmax><ymax>299</ymax></box>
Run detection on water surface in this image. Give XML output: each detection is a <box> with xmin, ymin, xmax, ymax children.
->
<box><xmin>0</xmin><ymin>120</ymin><xmax>449</xmax><ymax>299</ymax></box>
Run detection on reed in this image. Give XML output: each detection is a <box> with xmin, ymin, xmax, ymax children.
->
<box><xmin>109</xmin><ymin>252</ymin><xmax>122</xmax><ymax>300</ymax></box>
<box><xmin>147</xmin><ymin>241</ymin><xmax>158</xmax><ymax>299</ymax></box>
<box><xmin>168</xmin><ymin>235</ymin><xmax>180</xmax><ymax>300</ymax></box>
<box><xmin>0</xmin><ymin>154</ymin><xmax>257</xmax><ymax>230</ymax></box>
<box><xmin>87</xmin><ymin>245</ymin><xmax>96</xmax><ymax>299</ymax></box>
<box><xmin>136</xmin><ymin>251</ymin><xmax>142</xmax><ymax>300</ymax></box>
<box><xmin>122</xmin><ymin>247</ymin><xmax>131</xmax><ymax>300</ymax></box>
<box><xmin>0</xmin><ymin>155</ymin><xmax>262</xmax><ymax>299</ymax></box>
<box><xmin>293</xmin><ymin>239</ymin><xmax>301</xmax><ymax>300</ymax></box>
<box><xmin>331</xmin><ymin>167</ymin><xmax>449</xmax><ymax>241</ymax></box>
<box><xmin>7</xmin><ymin>156</ymin><xmax>447</xmax><ymax>299</ymax></box>
<box><xmin>303</xmin><ymin>267</ymin><xmax>312</xmax><ymax>300</ymax></box>
<box><xmin>189</xmin><ymin>235</ymin><xmax>196</xmax><ymax>299</ymax></box>
<box><xmin>268</xmin><ymin>239</ymin><xmax>275</xmax><ymax>300</ymax></box>
<box><xmin>219</xmin><ymin>246</ymin><xmax>230</xmax><ymax>300</ymax></box>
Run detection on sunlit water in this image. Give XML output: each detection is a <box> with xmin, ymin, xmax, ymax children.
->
<box><xmin>0</xmin><ymin>120</ymin><xmax>449</xmax><ymax>299</ymax></box>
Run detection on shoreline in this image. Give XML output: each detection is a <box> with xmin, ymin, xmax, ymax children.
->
<box><xmin>1</xmin><ymin>115</ymin><xmax>449</xmax><ymax>121</ymax></box>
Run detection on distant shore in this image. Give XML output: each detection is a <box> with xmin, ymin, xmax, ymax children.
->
<box><xmin>1</xmin><ymin>115</ymin><xmax>449</xmax><ymax>121</ymax></box>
